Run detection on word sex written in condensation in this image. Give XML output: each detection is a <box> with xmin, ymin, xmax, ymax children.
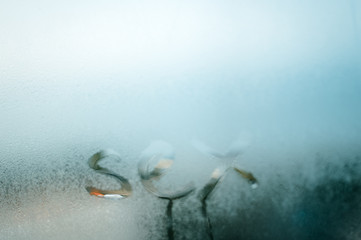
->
<box><xmin>86</xmin><ymin>140</ymin><xmax>258</xmax><ymax>240</ymax></box>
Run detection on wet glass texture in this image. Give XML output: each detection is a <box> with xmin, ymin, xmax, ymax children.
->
<box><xmin>1</xmin><ymin>0</ymin><xmax>361</xmax><ymax>239</ymax></box>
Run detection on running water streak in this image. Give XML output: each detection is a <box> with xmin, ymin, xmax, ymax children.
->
<box><xmin>138</xmin><ymin>141</ymin><xmax>195</xmax><ymax>240</ymax></box>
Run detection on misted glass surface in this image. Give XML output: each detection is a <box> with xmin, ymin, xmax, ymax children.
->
<box><xmin>1</xmin><ymin>1</ymin><xmax>361</xmax><ymax>239</ymax></box>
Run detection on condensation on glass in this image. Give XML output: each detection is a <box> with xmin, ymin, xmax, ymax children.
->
<box><xmin>0</xmin><ymin>0</ymin><xmax>360</xmax><ymax>239</ymax></box>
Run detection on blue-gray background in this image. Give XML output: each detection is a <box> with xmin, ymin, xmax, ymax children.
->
<box><xmin>0</xmin><ymin>0</ymin><xmax>360</xmax><ymax>239</ymax></box>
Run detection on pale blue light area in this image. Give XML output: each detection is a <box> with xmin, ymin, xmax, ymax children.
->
<box><xmin>1</xmin><ymin>0</ymin><xmax>360</xmax><ymax>150</ymax></box>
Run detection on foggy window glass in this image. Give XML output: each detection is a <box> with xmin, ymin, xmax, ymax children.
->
<box><xmin>0</xmin><ymin>0</ymin><xmax>360</xmax><ymax>239</ymax></box>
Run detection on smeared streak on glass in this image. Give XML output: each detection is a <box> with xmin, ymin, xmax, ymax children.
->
<box><xmin>191</xmin><ymin>139</ymin><xmax>246</xmax><ymax>159</ymax></box>
<box><xmin>194</xmin><ymin>139</ymin><xmax>258</xmax><ymax>240</ymax></box>
<box><xmin>233</xmin><ymin>167</ymin><xmax>258</xmax><ymax>189</ymax></box>
<box><xmin>198</xmin><ymin>168</ymin><xmax>225</xmax><ymax>240</ymax></box>
<box><xmin>138</xmin><ymin>142</ymin><xmax>195</xmax><ymax>240</ymax></box>
<box><xmin>86</xmin><ymin>149</ymin><xmax>132</xmax><ymax>199</ymax></box>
